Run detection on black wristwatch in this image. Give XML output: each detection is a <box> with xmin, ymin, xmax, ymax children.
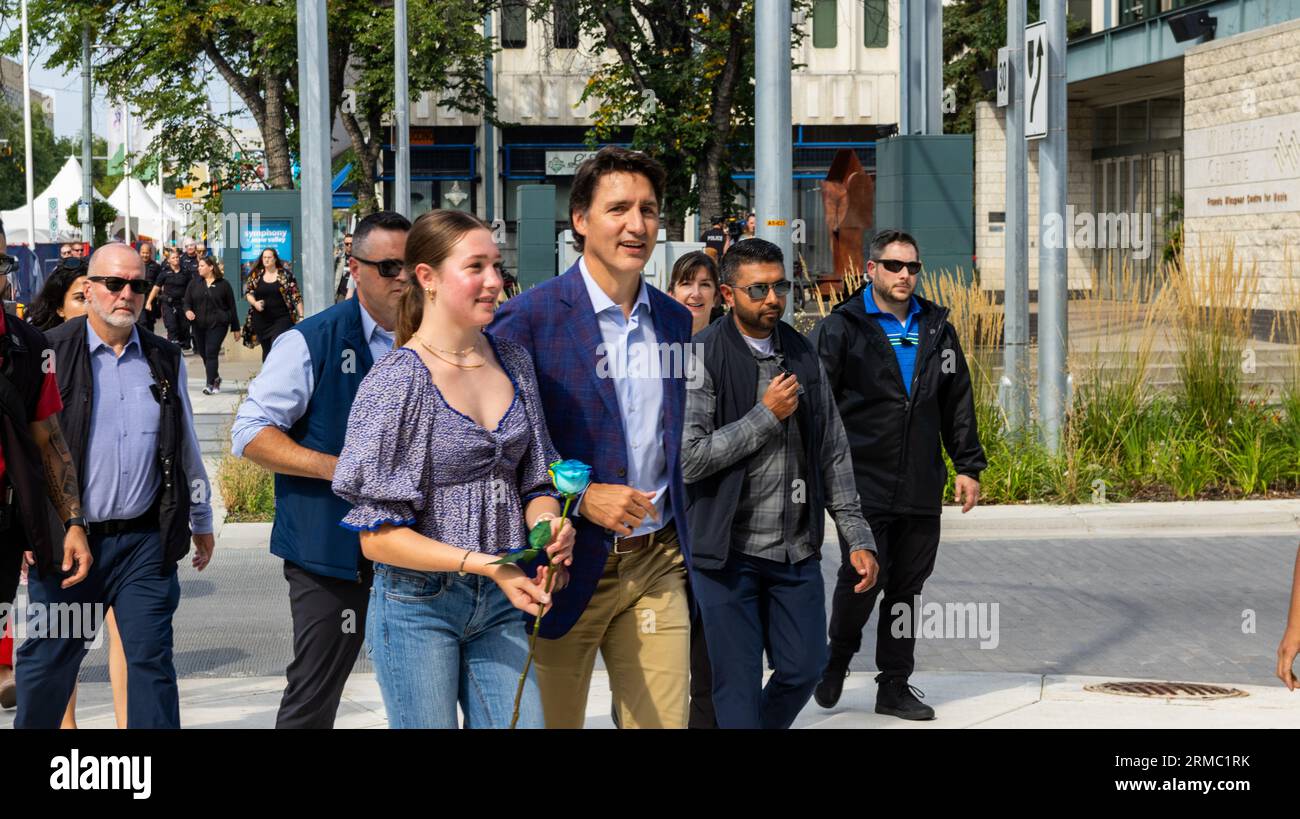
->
<box><xmin>64</xmin><ymin>516</ymin><xmax>87</xmax><ymax>531</ymax></box>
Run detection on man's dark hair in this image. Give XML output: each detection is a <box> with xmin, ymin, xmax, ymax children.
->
<box><xmin>868</xmin><ymin>228</ymin><xmax>921</xmax><ymax>261</ymax></box>
<box><xmin>568</xmin><ymin>146</ymin><xmax>666</xmax><ymax>253</ymax></box>
<box><xmin>718</xmin><ymin>237</ymin><xmax>784</xmax><ymax>286</ymax></box>
<box><xmin>352</xmin><ymin>210</ymin><xmax>412</xmax><ymax>256</ymax></box>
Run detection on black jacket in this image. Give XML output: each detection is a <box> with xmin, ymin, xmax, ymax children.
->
<box><xmin>155</xmin><ymin>263</ymin><xmax>191</xmax><ymax>302</ymax></box>
<box><xmin>684</xmin><ymin>317</ymin><xmax>826</xmax><ymax>570</ymax></box>
<box><xmin>809</xmin><ymin>286</ymin><xmax>986</xmax><ymax>516</ymax></box>
<box><xmin>183</xmin><ymin>277</ymin><xmax>239</xmax><ymax>332</ymax></box>
<box><xmin>46</xmin><ymin>316</ymin><xmax>193</xmax><ymax>572</ymax></box>
<box><xmin>0</xmin><ymin>314</ymin><xmax>62</xmax><ymax>568</ymax></box>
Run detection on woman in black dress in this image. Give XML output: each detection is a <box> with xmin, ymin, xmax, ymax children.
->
<box><xmin>241</xmin><ymin>247</ymin><xmax>304</xmax><ymax>360</ymax></box>
<box><xmin>184</xmin><ymin>255</ymin><xmax>241</xmax><ymax>394</ymax></box>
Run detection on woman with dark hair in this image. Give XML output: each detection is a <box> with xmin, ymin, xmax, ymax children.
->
<box><xmin>240</xmin><ymin>247</ymin><xmax>304</xmax><ymax>360</ymax></box>
<box><xmin>185</xmin><ymin>255</ymin><xmax>241</xmax><ymax>394</ymax></box>
<box><xmin>669</xmin><ymin>250</ymin><xmax>723</xmax><ymax>336</ymax></box>
<box><xmin>25</xmin><ymin>262</ymin><xmax>88</xmax><ymax>331</ymax></box>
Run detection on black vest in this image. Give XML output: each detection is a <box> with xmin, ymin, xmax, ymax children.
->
<box><xmin>685</xmin><ymin>317</ymin><xmax>826</xmax><ymax>571</ymax></box>
<box><xmin>46</xmin><ymin>316</ymin><xmax>192</xmax><ymax>572</ymax></box>
<box><xmin>0</xmin><ymin>315</ymin><xmax>62</xmax><ymax>568</ymax></box>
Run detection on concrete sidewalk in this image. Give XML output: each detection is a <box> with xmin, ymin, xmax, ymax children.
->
<box><xmin>7</xmin><ymin>670</ymin><xmax>1298</xmax><ymax>729</ymax></box>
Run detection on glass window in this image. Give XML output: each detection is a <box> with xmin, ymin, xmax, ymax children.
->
<box><xmin>1149</xmin><ymin>97</ymin><xmax>1182</xmax><ymax>140</ymax></box>
<box><xmin>813</xmin><ymin>0</ymin><xmax>837</xmax><ymax>49</ymax></box>
<box><xmin>863</xmin><ymin>0</ymin><xmax>888</xmax><ymax>49</ymax></box>
<box><xmin>1094</xmin><ymin>105</ymin><xmax>1118</xmax><ymax>148</ymax></box>
<box><xmin>502</xmin><ymin>0</ymin><xmax>527</xmax><ymax>49</ymax></box>
<box><xmin>554</xmin><ymin>0</ymin><xmax>579</xmax><ymax>49</ymax></box>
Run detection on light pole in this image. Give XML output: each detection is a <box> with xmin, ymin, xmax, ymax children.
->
<box><xmin>296</xmin><ymin>0</ymin><xmax>333</xmax><ymax>315</ymax></box>
<box><xmin>21</xmin><ymin>0</ymin><xmax>36</xmax><ymax>249</ymax></box>
<box><xmin>394</xmin><ymin>0</ymin><xmax>411</xmax><ymax>217</ymax></box>
<box><xmin>82</xmin><ymin>26</ymin><xmax>94</xmax><ymax>244</ymax></box>
<box><xmin>755</xmin><ymin>0</ymin><xmax>793</xmax><ymax>318</ymax></box>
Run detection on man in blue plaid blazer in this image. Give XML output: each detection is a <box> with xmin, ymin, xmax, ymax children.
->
<box><xmin>490</xmin><ymin>147</ymin><xmax>695</xmax><ymax>728</ymax></box>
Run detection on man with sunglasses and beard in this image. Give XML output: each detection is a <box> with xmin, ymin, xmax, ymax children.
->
<box><xmin>808</xmin><ymin>229</ymin><xmax>986</xmax><ymax>721</ymax></box>
<box><xmin>681</xmin><ymin>238</ymin><xmax>878</xmax><ymax>729</ymax></box>
<box><xmin>17</xmin><ymin>243</ymin><xmax>215</xmax><ymax>728</ymax></box>
<box><xmin>231</xmin><ymin>210</ymin><xmax>411</xmax><ymax>729</ymax></box>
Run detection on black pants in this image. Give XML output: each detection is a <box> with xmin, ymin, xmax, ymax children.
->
<box><xmin>255</xmin><ymin>315</ymin><xmax>294</xmax><ymax>362</ymax></box>
<box><xmin>687</xmin><ymin>590</ymin><xmax>717</xmax><ymax>729</ymax></box>
<box><xmin>276</xmin><ymin>559</ymin><xmax>372</xmax><ymax>729</ymax></box>
<box><xmin>191</xmin><ymin>323</ymin><xmax>224</xmax><ymax>387</ymax></box>
<box><xmin>160</xmin><ymin>298</ymin><xmax>191</xmax><ymax>349</ymax></box>
<box><xmin>827</xmin><ymin>514</ymin><xmax>941</xmax><ymax>680</ymax></box>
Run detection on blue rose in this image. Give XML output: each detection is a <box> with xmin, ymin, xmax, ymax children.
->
<box><xmin>548</xmin><ymin>459</ymin><xmax>593</xmax><ymax>496</ymax></box>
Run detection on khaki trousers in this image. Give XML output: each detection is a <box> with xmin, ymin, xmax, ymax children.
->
<box><xmin>533</xmin><ymin>524</ymin><xmax>690</xmax><ymax>728</ymax></box>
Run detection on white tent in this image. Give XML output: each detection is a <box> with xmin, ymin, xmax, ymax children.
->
<box><xmin>108</xmin><ymin>177</ymin><xmax>161</xmax><ymax>241</ymax></box>
<box><xmin>0</xmin><ymin>156</ymin><xmax>105</xmax><ymax>244</ymax></box>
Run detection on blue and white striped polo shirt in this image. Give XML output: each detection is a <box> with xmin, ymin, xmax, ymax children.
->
<box><xmin>864</xmin><ymin>289</ymin><xmax>923</xmax><ymax>396</ymax></box>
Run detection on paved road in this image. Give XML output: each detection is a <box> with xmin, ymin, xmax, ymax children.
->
<box><xmin>18</xmin><ymin>530</ymin><xmax>1290</xmax><ymax>687</ymax></box>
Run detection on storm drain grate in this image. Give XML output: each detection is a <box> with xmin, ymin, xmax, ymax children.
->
<box><xmin>1083</xmin><ymin>681</ymin><xmax>1248</xmax><ymax>700</ymax></box>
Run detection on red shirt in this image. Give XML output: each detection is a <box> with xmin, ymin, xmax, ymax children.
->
<box><xmin>0</xmin><ymin>311</ymin><xmax>64</xmax><ymax>485</ymax></box>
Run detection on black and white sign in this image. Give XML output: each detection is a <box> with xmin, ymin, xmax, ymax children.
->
<box><xmin>997</xmin><ymin>46</ymin><xmax>1010</xmax><ymax>108</ymax></box>
<box><xmin>1025</xmin><ymin>21</ymin><xmax>1047</xmax><ymax>140</ymax></box>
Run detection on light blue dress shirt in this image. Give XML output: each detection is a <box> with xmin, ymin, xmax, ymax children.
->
<box><xmin>81</xmin><ymin>322</ymin><xmax>213</xmax><ymax>534</ymax></box>
<box><xmin>231</xmin><ymin>302</ymin><xmax>395</xmax><ymax>457</ymax></box>
<box><xmin>578</xmin><ymin>257</ymin><xmax>670</xmax><ymax>537</ymax></box>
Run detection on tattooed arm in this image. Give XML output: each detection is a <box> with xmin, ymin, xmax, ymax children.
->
<box><xmin>29</xmin><ymin>415</ymin><xmax>92</xmax><ymax>587</ymax></box>
<box><xmin>30</xmin><ymin>415</ymin><xmax>81</xmax><ymax>520</ymax></box>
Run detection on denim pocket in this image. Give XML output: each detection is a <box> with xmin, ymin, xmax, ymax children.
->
<box><xmin>380</xmin><ymin>566</ymin><xmax>447</xmax><ymax>602</ymax></box>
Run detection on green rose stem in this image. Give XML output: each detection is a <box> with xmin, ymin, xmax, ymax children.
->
<box><xmin>510</xmin><ymin>493</ymin><xmax>573</xmax><ymax>729</ymax></box>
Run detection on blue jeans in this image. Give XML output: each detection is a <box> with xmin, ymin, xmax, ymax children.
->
<box><xmin>366</xmin><ymin>563</ymin><xmax>543</xmax><ymax>729</ymax></box>
<box><xmin>691</xmin><ymin>551</ymin><xmax>828</xmax><ymax>729</ymax></box>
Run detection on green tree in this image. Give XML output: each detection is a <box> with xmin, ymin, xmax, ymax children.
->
<box><xmin>0</xmin><ymin>95</ymin><xmax>64</xmax><ymax>211</ymax></box>
<box><xmin>66</xmin><ymin>199</ymin><xmax>117</xmax><ymax>246</ymax></box>
<box><xmin>521</xmin><ymin>0</ymin><xmax>808</xmax><ymax>240</ymax></box>
<box><xmin>943</xmin><ymin>0</ymin><xmax>1088</xmax><ymax>136</ymax></box>
<box><xmin>334</xmin><ymin>0</ymin><xmax>495</xmax><ymax>214</ymax></box>
<box><xmin>1</xmin><ymin>0</ymin><xmax>496</xmax><ymax>216</ymax></box>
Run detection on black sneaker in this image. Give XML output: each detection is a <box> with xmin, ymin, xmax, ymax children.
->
<box><xmin>813</xmin><ymin>658</ymin><xmax>851</xmax><ymax>709</ymax></box>
<box><xmin>874</xmin><ymin>675</ymin><xmax>935</xmax><ymax>720</ymax></box>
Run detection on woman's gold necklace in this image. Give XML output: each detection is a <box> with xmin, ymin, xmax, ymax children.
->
<box><xmin>417</xmin><ymin>335</ymin><xmax>485</xmax><ymax>369</ymax></box>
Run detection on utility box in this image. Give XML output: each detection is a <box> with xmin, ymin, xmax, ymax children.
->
<box><xmin>873</xmin><ymin>135</ymin><xmax>974</xmax><ymax>286</ymax></box>
<box><xmin>516</xmin><ymin>184</ymin><xmax>557</xmax><ymax>288</ymax></box>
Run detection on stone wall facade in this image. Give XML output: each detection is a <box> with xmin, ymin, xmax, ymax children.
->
<box><xmin>1184</xmin><ymin>18</ymin><xmax>1300</xmax><ymax>310</ymax></box>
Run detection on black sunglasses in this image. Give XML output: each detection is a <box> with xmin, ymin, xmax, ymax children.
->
<box><xmin>730</xmin><ymin>280</ymin><xmax>791</xmax><ymax>301</ymax></box>
<box><xmin>873</xmin><ymin>258</ymin><xmax>923</xmax><ymax>276</ymax></box>
<box><xmin>88</xmin><ymin>276</ymin><xmax>152</xmax><ymax>295</ymax></box>
<box><xmin>352</xmin><ymin>255</ymin><xmax>405</xmax><ymax>278</ymax></box>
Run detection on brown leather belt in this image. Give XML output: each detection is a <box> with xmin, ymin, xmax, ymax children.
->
<box><xmin>612</xmin><ymin>522</ymin><xmax>674</xmax><ymax>556</ymax></box>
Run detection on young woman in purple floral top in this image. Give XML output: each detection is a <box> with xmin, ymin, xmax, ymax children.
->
<box><xmin>332</xmin><ymin>210</ymin><xmax>574</xmax><ymax>729</ymax></box>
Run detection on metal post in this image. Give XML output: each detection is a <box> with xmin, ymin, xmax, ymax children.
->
<box><xmin>124</xmin><ymin>103</ymin><xmax>132</xmax><ymax>244</ymax></box>
<box><xmin>21</xmin><ymin>0</ymin><xmax>36</xmax><ymax>250</ymax></box>
<box><xmin>1037</xmin><ymin>0</ymin><xmax>1069</xmax><ymax>452</ymax></box>
<box><xmin>483</xmin><ymin>12</ymin><xmax>495</xmax><ymax>223</ymax></box>
<box><xmin>296</xmin><ymin>0</ymin><xmax>333</xmax><ymax>315</ymax></box>
<box><xmin>394</xmin><ymin>0</ymin><xmax>411</xmax><ymax>217</ymax></box>
<box><xmin>1001</xmin><ymin>0</ymin><xmax>1030</xmax><ymax>431</ymax></box>
<box><xmin>158</xmin><ymin>156</ymin><xmax>166</xmax><ymax>246</ymax></box>
<box><xmin>82</xmin><ymin>26</ymin><xmax>93</xmax><ymax>245</ymax></box>
<box><xmin>755</xmin><ymin>0</ymin><xmax>793</xmax><ymax>319</ymax></box>
<box><xmin>924</xmin><ymin>0</ymin><xmax>943</xmax><ymax>134</ymax></box>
